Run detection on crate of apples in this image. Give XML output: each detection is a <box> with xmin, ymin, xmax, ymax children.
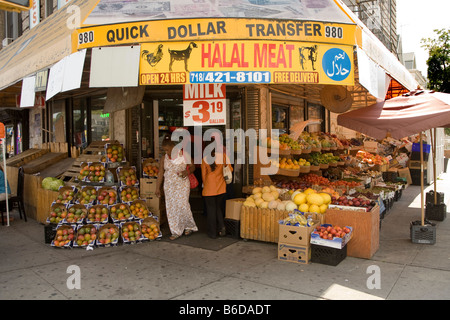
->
<box><xmin>117</xmin><ymin>166</ymin><xmax>138</xmax><ymax>186</ymax></box>
<box><xmin>55</xmin><ymin>186</ymin><xmax>77</xmax><ymax>205</ymax></box>
<box><xmin>74</xmin><ymin>224</ymin><xmax>98</xmax><ymax>247</ymax></box>
<box><xmin>121</xmin><ymin>222</ymin><xmax>143</xmax><ymax>243</ymax></box>
<box><xmin>51</xmin><ymin>225</ymin><xmax>75</xmax><ymax>248</ymax></box>
<box><xmin>47</xmin><ymin>203</ymin><xmax>68</xmax><ymax>224</ymax></box>
<box><xmin>86</xmin><ymin>204</ymin><xmax>109</xmax><ymax>224</ymax></box>
<box><xmin>96</xmin><ymin>224</ymin><xmax>120</xmax><ymax>246</ymax></box>
<box><xmin>65</xmin><ymin>204</ymin><xmax>88</xmax><ymax>224</ymax></box>
<box><xmin>75</xmin><ymin>186</ymin><xmax>98</xmax><ymax>205</ymax></box>
<box><xmin>97</xmin><ymin>187</ymin><xmax>118</xmax><ymax>206</ymax></box>
<box><xmin>313</xmin><ymin>224</ymin><xmax>351</xmax><ymax>240</ymax></box>
<box><xmin>119</xmin><ymin>186</ymin><xmax>140</xmax><ymax>203</ymax></box>
<box><xmin>105</xmin><ymin>144</ymin><xmax>125</xmax><ymax>163</ymax></box>
<box><xmin>130</xmin><ymin>200</ymin><xmax>151</xmax><ymax>220</ymax></box>
<box><xmin>141</xmin><ymin>217</ymin><xmax>161</xmax><ymax>241</ymax></box>
<box><xmin>110</xmin><ymin>203</ymin><xmax>132</xmax><ymax>222</ymax></box>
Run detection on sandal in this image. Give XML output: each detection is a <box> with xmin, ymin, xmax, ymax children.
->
<box><xmin>184</xmin><ymin>230</ymin><xmax>194</xmax><ymax>236</ymax></box>
<box><xmin>169</xmin><ymin>235</ymin><xmax>180</xmax><ymax>241</ymax></box>
<box><xmin>218</xmin><ymin>227</ymin><xmax>227</xmax><ymax>237</ymax></box>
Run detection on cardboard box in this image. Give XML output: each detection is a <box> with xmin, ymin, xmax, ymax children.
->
<box><xmin>397</xmin><ymin>167</ymin><xmax>412</xmax><ymax>185</ymax></box>
<box><xmin>140</xmin><ymin>178</ymin><xmax>158</xmax><ymax>196</ymax></box>
<box><xmin>364</xmin><ymin>141</ymin><xmax>378</xmax><ymax>153</ymax></box>
<box><xmin>225</xmin><ymin>198</ymin><xmax>246</xmax><ymax>220</ymax></box>
<box><xmin>277</xmin><ymin>243</ymin><xmax>310</xmax><ymax>265</ymax></box>
<box><xmin>143</xmin><ymin>195</ymin><xmax>160</xmax><ymax>212</ymax></box>
<box><xmin>278</xmin><ymin>220</ymin><xmax>320</xmax><ymax>246</ymax></box>
<box><xmin>310</xmin><ymin>224</ymin><xmax>353</xmax><ymax>249</ymax></box>
<box><xmin>325</xmin><ymin>206</ymin><xmax>379</xmax><ymax>259</ymax></box>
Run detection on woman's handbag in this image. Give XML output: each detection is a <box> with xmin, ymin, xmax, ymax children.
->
<box><xmin>187</xmin><ymin>166</ymin><xmax>199</xmax><ymax>189</ymax></box>
<box><xmin>223</xmin><ymin>156</ymin><xmax>233</xmax><ymax>184</ymax></box>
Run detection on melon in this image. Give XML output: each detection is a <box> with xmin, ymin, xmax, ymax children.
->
<box><xmin>306</xmin><ymin>193</ymin><xmax>324</xmax><ymax>206</ymax></box>
<box><xmin>293</xmin><ymin>192</ymin><xmax>307</xmax><ymax>206</ymax></box>
<box><xmin>243</xmin><ymin>200</ymin><xmax>256</xmax><ymax>207</ymax></box>
<box><xmin>319</xmin><ymin>204</ymin><xmax>328</xmax><ymax>214</ymax></box>
<box><xmin>298</xmin><ymin>203</ymin><xmax>309</xmax><ymax>213</ymax></box>
<box><xmin>253</xmin><ymin>192</ymin><xmax>262</xmax><ymax>199</ymax></box>
<box><xmin>268</xmin><ymin>200</ymin><xmax>279</xmax><ymax>209</ymax></box>
<box><xmin>269</xmin><ymin>185</ymin><xmax>278</xmax><ymax>192</ymax></box>
<box><xmin>254</xmin><ymin>198</ymin><xmax>264</xmax><ymax>207</ymax></box>
<box><xmin>319</xmin><ymin>192</ymin><xmax>332</xmax><ymax>204</ymax></box>
<box><xmin>291</xmin><ymin>190</ymin><xmax>302</xmax><ymax>202</ymax></box>
<box><xmin>259</xmin><ymin>201</ymin><xmax>269</xmax><ymax>209</ymax></box>
<box><xmin>246</xmin><ymin>196</ymin><xmax>255</xmax><ymax>203</ymax></box>
<box><xmin>309</xmin><ymin>204</ymin><xmax>320</xmax><ymax>213</ymax></box>
<box><xmin>262</xmin><ymin>186</ymin><xmax>271</xmax><ymax>193</ymax></box>
<box><xmin>262</xmin><ymin>192</ymin><xmax>275</xmax><ymax>202</ymax></box>
<box><xmin>285</xmin><ymin>201</ymin><xmax>297</xmax><ymax>212</ymax></box>
<box><xmin>252</xmin><ymin>187</ymin><xmax>262</xmax><ymax>195</ymax></box>
<box><xmin>271</xmin><ymin>190</ymin><xmax>279</xmax><ymax>200</ymax></box>
<box><xmin>276</xmin><ymin>202</ymin><xmax>286</xmax><ymax>211</ymax></box>
<box><xmin>303</xmin><ymin>188</ymin><xmax>316</xmax><ymax>195</ymax></box>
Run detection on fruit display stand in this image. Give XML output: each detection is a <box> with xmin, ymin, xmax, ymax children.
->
<box><xmin>325</xmin><ymin>205</ymin><xmax>380</xmax><ymax>259</ymax></box>
<box><xmin>240</xmin><ymin>206</ymin><xmax>290</xmax><ymax>243</ymax></box>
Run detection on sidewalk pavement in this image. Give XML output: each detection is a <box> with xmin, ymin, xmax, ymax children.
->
<box><xmin>1</xmin><ymin>171</ymin><xmax>450</xmax><ymax>301</ymax></box>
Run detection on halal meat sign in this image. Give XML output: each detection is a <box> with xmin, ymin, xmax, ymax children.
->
<box><xmin>183</xmin><ymin>84</ymin><xmax>226</xmax><ymax>126</ymax></box>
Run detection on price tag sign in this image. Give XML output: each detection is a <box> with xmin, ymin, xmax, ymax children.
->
<box><xmin>183</xmin><ymin>84</ymin><xmax>226</xmax><ymax>126</ymax></box>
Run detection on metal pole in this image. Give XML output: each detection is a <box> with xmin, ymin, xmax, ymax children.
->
<box><xmin>2</xmin><ymin>139</ymin><xmax>9</xmax><ymax>226</ymax></box>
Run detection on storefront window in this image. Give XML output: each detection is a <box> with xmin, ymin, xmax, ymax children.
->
<box><xmin>91</xmin><ymin>96</ymin><xmax>109</xmax><ymax>142</ymax></box>
<box><xmin>73</xmin><ymin>98</ymin><xmax>88</xmax><ymax>149</ymax></box>
<box><xmin>272</xmin><ymin>104</ymin><xmax>290</xmax><ymax>134</ymax></box>
<box><xmin>307</xmin><ymin>103</ymin><xmax>324</xmax><ymax>133</ymax></box>
<box><xmin>52</xmin><ymin>100</ymin><xmax>65</xmax><ymax>142</ymax></box>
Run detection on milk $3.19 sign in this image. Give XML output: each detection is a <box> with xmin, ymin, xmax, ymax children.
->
<box><xmin>183</xmin><ymin>84</ymin><xmax>226</xmax><ymax>126</ymax></box>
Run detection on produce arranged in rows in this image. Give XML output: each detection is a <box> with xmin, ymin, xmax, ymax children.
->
<box><xmin>78</xmin><ymin>162</ymin><xmax>107</xmax><ymax>182</ymax></box>
<box><xmin>312</xmin><ymin>224</ymin><xmax>352</xmax><ymax>240</ymax></box>
<box><xmin>142</xmin><ymin>158</ymin><xmax>159</xmax><ymax>178</ymax></box>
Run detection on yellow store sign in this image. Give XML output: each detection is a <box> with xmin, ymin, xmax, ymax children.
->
<box><xmin>73</xmin><ymin>18</ymin><xmax>356</xmax><ymax>50</ymax></box>
<box><xmin>139</xmin><ymin>41</ymin><xmax>354</xmax><ymax>86</ymax></box>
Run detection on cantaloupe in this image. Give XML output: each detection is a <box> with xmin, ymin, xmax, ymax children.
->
<box><xmin>253</xmin><ymin>192</ymin><xmax>262</xmax><ymax>199</ymax></box>
<box><xmin>254</xmin><ymin>198</ymin><xmax>264</xmax><ymax>207</ymax></box>
<box><xmin>309</xmin><ymin>204</ymin><xmax>320</xmax><ymax>213</ymax></box>
<box><xmin>298</xmin><ymin>203</ymin><xmax>309</xmax><ymax>212</ymax></box>
<box><xmin>271</xmin><ymin>190</ymin><xmax>279</xmax><ymax>200</ymax></box>
<box><xmin>260</xmin><ymin>201</ymin><xmax>269</xmax><ymax>209</ymax></box>
<box><xmin>262</xmin><ymin>186</ymin><xmax>271</xmax><ymax>193</ymax></box>
<box><xmin>243</xmin><ymin>200</ymin><xmax>256</xmax><ymax>207</ymax></box>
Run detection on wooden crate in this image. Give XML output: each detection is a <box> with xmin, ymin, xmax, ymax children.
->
<box><xmin>22</xmin><ymin>174</ymin><xmax>59</xmax><ymax>224</ymax></box>
<box><xmin>325</xmin><ymin>205</ymin><xmax>380</xmax><ymax>259</ymax></box>
<box><xmin>240</xmin><ymin>206</ymin><xmax>289</xmax><ymax>243</ymax></box>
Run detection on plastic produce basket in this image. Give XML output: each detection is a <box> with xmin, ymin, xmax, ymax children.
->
<box><xmin>311</xmin><ymin>244</ymin><xmax>347</xmax><ymax>266</ymax></box>
<box><xmin>425</xmin><ymin>203</ymin><xmax>447</xmax><ymax>221</ymax></box>
<box><xmin>410</xmin><ymin>220</ymin><xmax>436</xmax><ymax>245</ymax></box>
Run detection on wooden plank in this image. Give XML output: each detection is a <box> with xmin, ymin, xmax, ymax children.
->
<box><xmin>5</xmin><ymin>148</ymin><xmax>49</xmax><ymax>167</ymax></box>
<box><xmin>22</xmin><ymin>152</ymin><xmax>68</xmax><ymax>174</ymax></box>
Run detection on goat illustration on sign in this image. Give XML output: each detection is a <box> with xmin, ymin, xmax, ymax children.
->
<box><xmin>168</xmin><ymin>42</ymin><xmax>197</xmax><ymax>72</ymax></box>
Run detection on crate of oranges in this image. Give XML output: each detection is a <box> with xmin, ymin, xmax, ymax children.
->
<box><xmin>142</xmin><ymin>158</ymin><xmax>159</xmax><ymax>178</ymax></box>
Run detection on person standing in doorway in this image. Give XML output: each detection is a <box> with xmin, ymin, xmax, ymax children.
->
<box><xmin>155</xmin><ymin>135</ymin><xmax>198</xmax><ymax>240</ymax></box>
<box><xmin>201</xmin><ymin>139</ymin><xmax>233</xmax><ymax>239</ymax></box>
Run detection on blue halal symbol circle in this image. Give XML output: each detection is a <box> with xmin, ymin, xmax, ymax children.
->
<box><xmin>322</xmin><ymin>48</ymin><xmax>351</xmax><ymax>82</ymax></box>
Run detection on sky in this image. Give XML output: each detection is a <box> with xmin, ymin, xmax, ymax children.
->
<box><xmin>396</xmin><ymin>0</ymin><xmax>450</xmax><ymax>76</ymax></box>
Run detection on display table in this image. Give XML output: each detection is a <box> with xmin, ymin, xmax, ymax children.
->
<box><xmin>325</xmin><ymin>205</ymin><xmax>380</xmax><ymax>259</ymax></box>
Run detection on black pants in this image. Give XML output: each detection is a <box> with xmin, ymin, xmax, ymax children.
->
<box><xmin>204</xmin><ymin>193</ymin><xmax>227</xmax><ymax>238</ymax></box>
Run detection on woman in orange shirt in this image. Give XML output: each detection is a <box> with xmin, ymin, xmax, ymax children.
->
<box><xmin>201</xmin><ymin>140</ymin><xmax>233</xmax><ymax>239</ymax></box>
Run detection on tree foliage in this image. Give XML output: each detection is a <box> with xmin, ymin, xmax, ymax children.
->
<box><xmin>421</xmin><ymin>29</ymin><xmax>450</xmax><ymax>93</ymax></box>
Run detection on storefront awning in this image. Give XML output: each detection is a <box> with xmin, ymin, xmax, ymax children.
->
<box><xmin>0</xmin><ymin>0</ymin><xmax>98</xmax><ymax>93</ymax></box>
<box><xmin>0</xmin><ymin>0</ymin><xmax>417</xmax><ymax>107</ymax></box>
